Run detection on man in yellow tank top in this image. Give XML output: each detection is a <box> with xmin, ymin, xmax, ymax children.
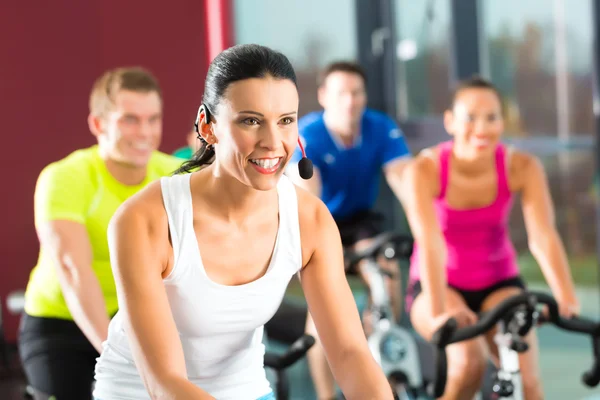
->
<box><xmin>19</xmin><ymin>67</ymin><xmax>183</xmax><ymax>400</ymax></box>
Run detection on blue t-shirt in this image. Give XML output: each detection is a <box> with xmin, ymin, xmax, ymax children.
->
<box><xmin>291</xmin><ymin>109</ymin><xmax>411</xmax><ymax>219</ymax></box>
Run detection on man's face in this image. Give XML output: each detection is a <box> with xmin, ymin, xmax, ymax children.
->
<box><xmin>93</xmin><ymin>90</ymin><xmax>163</xmax><ymax>167</ymax></box>
<box><xmin>318</xmin><ymin>71</ymin><xmax>367</xmax><ymax>126</ymax></box>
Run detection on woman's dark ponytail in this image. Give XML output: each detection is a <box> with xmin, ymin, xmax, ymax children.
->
<box><xmin>174</xmin><ymin>104</ymin><xmax>215</xmax><ymax>174</ymax></box>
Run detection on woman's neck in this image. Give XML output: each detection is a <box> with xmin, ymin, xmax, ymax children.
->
<box><xmin>450</xmin><ymin>145</ymin><xmax>497</xmax><ymax>175</ymax></box>
<box><xmin>195</xmin><ymin>166</ymin><xmax>276</xmax><ymax>224</ymax></box>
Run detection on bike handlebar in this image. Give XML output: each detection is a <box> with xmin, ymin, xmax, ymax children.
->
<box><xmin>427</xmin><ymin>291</ymin><xmax>600</xmax><ymax>398</ymax></box>
<box><xmin>344</xmin><ymin>232</ymin><xmax>414</xmax><ymax>269</ymax></box>
<box><xmin>264</xmin><ymin>334</ymin><xmax>315</xmax><ymax>371</ymax></box>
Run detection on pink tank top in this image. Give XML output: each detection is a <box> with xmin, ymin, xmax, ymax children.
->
<box><xmin>409</xmin><ymin>141</ymin><xmax>519</xmax><ymax>290</ymax></box>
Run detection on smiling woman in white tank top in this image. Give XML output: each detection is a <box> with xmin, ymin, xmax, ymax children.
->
<box><xmin>92</xmin><ymin>44</ymin><xmax>393</xmax><ymax>400</ymax></box>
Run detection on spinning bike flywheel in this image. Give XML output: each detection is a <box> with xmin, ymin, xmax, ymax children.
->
<box><xmin>380</xmin><ymin>333</ymin><xmax>408</xmax><ymax>363</ymax></box>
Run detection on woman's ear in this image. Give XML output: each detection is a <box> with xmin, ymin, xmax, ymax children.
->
<box><xmin>197</xmin><ymin>109</ymin><xmax>218</xmax><ymax>145</ymax></box>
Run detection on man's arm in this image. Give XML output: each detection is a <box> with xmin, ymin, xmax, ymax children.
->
<box><xmin>37</xmin><ymin>221</ymin><xmax>109</xmax><ymax>353</ymax></box>
<box><xmin>33</xmin><ymin>163</ymin><xmax>109</xmax><ymax>353</ymax></box>
<box><xmin>383</xmin><ymin>157</ymin><xmax>411</xmax><ymax>206</ymax></box>
<box><xmin>381</xmin><ymin>119</ymin><xmax>413</xmax><ymax>206</ymax></box>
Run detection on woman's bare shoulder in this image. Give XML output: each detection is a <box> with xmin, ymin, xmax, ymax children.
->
<box><xmin>506</xmin><ymin>146</ymin><xmax>542</xmax><ymax>190</ymax></box>
<box><xmin>293</xmin><ymin>185</ymin><xmax>337</xmax><ymax>264</ymax></box>
<box><xmin>507</xmin><ymin>147</ymin><xmax>538</xmax><ymax>171</ymax></box>
<box><xmin>111</xmin><ymin>179</ymin><xmax>170</xmax><ymax>242</ymax></box>
<box><xmin>404</xmin><ymin>146</ymin><xmax>440</xmax><ymax>193</ymax></box>
<box><xmin>398</xmin><ymin>143</ymin><xmax>437</xmax><ymax>175</ymax></box>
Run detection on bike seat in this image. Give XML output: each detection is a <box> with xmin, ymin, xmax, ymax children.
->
<box><xmin>345</xmin><ymin>231</ymin><xmax>413</xmax><ymax>270</ymax></box>
<box><xmin>264</xmin><ymin>300</ymin><xmax>307</xmax><ymax>346</ymax></box>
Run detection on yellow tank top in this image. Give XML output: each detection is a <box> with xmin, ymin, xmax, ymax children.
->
<box><xmin>24</xmin><ymin>145</ymin><xmax>183</xmax><ymax>320</ymax></box>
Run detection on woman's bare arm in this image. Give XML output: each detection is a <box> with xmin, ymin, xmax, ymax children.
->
<box><xmin>402</xmin><ymin>156</ymin><xmax>448</xmax><ymax>321</ymax></box>
<box><xmin>297</xmin><ymin>190</ymin><xmax>393</xmax><ymax>400</ymax></box>
<box><xmin>515</xmin><ymin>152</ymin><xmax>579</xmax><ymax>314</ymax></box>
<box><xmin>108</xmin><ymin>182</ymin><xmax>215</xmax><ymax>400</ymax></box>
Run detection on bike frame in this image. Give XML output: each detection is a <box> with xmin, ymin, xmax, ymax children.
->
<box><xmin>489</xmin><ymin>306</ymin><xmax>540</xmax><ymax>400</ymax></box>
<box><xmin>493</xmin><ymin>328</ymin><xmax>525</xmax><ymax>400</ymax></box>
<box><xmin>361</xmin><ymin>257</ymin><xmax>424</xmax><ymax>398</ymax></box>
<box><xmin>362</xmin><ymin>258</ymin><xmax>394</xmax><ymax>325</ymax></box>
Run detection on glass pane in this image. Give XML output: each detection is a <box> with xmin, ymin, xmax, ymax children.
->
<box><xmin>482</xmin><ymin>0</ymin><xmax>599</xmax><ymax>396</ymax></box>
<box><xmin>481</xmin><ymin>0</ymin><xmax>594</xmax><ymax>137</ymax></box>
<box><xmin>394</xmin><ymin>0</ymin><xmax>452</xmax><ymax>118</ymax></box>
<box><xmin>232</xmin><ymin>0</ymin><xmax>358</xmax><ymax>117</ymax></box>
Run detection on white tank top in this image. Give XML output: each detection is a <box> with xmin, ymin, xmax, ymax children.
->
<box><xmin>93</xmin><ymin>174</ymin><xmax>303</xmax><ymax>400</ymax></box>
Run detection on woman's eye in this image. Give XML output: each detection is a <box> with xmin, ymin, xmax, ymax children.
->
<box><xmin>281</xmin><ymin>117</ymin><xmax>295</xmax><ymax>125</ymax></box>
<box><xmin>243</xmin><ymin>118</ymin><xmax>260</xmax><ymax>125</ymax></box>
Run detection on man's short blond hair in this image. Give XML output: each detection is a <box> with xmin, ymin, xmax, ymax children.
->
<box><xmin>89</xmin><ymin>67</ymin><xmax>162</xmax><ymax>117</ymax></box>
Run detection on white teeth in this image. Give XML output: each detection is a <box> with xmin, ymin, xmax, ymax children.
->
<box><xmin>250</xmin><ymin>158</ymin><xmax>280</xmax><ymax>169</ymax></box>
<box><xmin>473</xmin><ymin>138</ymin><xmax>489</xmax><ymax>146</ymax></box>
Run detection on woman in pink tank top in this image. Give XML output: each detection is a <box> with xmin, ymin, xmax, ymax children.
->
<box><xmin>402</xmin><ymin>76</ymin><xmax>580</xmax><ymax>400</ymax></box>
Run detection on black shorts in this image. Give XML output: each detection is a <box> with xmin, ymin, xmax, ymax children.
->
<box><xmin>334</xmin><ymin>210</ymin><xmax>385</xmax><ymax>274</ymax></box>
<box><xmin>407</xmin><ymin>276</ymin><xmax>526</xmax><ymax>314</ymax></box>
<box><xmin>18</xmin><ymin>313</ymin><xmax>98</xmax><ymax>400</ymax></box>
<box><xmin>334</xmin><ymin>210</ymin><xmax>384</xmax><ymax>248</ymax></box>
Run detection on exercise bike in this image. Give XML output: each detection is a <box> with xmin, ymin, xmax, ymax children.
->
<box><xmin>428</xmin><ymin>291</ymin><xmax>600</xmax><ymax>399</ymax></box>
<box><xmin>345</xmin><ymin>231</ymin><xmax>432</xmax><ymax>399</ymax></box>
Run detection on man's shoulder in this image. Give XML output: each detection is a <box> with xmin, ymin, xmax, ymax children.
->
<box><xmin>363</xmin><ymin>109</ymin><xmax>408</xmax><ymax>146</ymax></box>
<box><xmin>39</xmin><ymin>146</ymin><xmax>97</xmax><ymax>181</ymax></box>
<box><xmin>149</xmin><ymin>150</ymin><xmax>185</xmax><ymax>175</ymax></box>
<box><xmin>298</xmin><ymin>111</ymin><xmax>325</xmax><ymax>133</ymax></box>
<box><xmin>363</xmin><ymin>108</ymin><xmax>397</xmax><ymax>128</ymax></box>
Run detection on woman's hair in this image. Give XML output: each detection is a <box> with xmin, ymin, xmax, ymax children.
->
<box><xmin>448</xmin><ymin>75</ymin><xmax>504</xmax><ymax>112</ymax></box>
<box><xmin>174</xmin><ymin>44</ymin><xmax>298</xmax><ymax>174</ymax></box>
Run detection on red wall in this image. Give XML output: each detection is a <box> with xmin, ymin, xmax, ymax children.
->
<box><xmin>0</xmin><ymin>1</ymin><xmax>212</xmax><ymax>341</ymax></box>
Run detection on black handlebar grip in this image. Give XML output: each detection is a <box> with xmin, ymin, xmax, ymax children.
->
<box><xmin>278</xmin><ymin>334</ymin><xmax>315</xmax><ymax>369</ymax></box>
<box><xmin>429</xmin><ymin>347</ymin><xmax>448</xmax><ymax>399</ymax></box>
<box><xmin>264</xmin><ymin>334</ymin><xmax>315</xmax><ymax>370</ymax></box>
<box><xmin>263</xmin><ymin>352</ymin><xmax>280</xmax><ymax>369</ymax></box>
<box><xmin>583</xmin><ymin>333</ymin><xmax>600</xmax><ymax>387</ymax></box>
<box><xmin>582</xmin><ymin>361</ymin><xmax>600</xmax><ymax>387</ymax></box>
<box><xmin>427</xmin><ymin>318</ymin><xmax>458</xmax><ymax>398</ymax></box>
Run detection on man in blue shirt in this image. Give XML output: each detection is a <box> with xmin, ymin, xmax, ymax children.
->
<box><xmin>286</xmin><ymin>61</ymin><xmax>412</xmax><ymax>398</ymax></box>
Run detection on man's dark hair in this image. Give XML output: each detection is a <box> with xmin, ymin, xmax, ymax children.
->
<box><xmin>317</xmin><ymin>61</ymin><xmax>367</xmax><ymax>88</ymax></box>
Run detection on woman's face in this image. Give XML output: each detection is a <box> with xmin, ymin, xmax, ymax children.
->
<box><xmin>201</xmin><ymin>76</ymin><xmax>299</xmax><ymax>191</ymax></box>
<box><xmin>444</xmin><ymin>87</ymin><xmax>504</xmax><ymax>158</ymax></box>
